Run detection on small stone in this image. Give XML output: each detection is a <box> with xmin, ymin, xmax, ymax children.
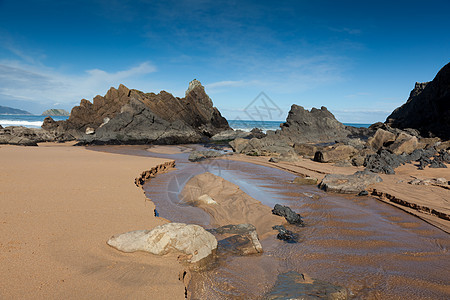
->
<box><xmin>269</xmin><ymin>157</ymin><xmax>280</xmax><ymax>163</ymax></box>
<box><xmin>196</xmin><ymin>194</ymin><xmax>217</xmax><ymax>205</ymax></box>
<box><xmin>357</xmin><ymin>190</ymin><xmax>369</xmax><ymax>196</ymax></box>
<box><xmin>293</xmin><ymin>176</ymin><xmax>318</xmax><ymax>185</ymax></box>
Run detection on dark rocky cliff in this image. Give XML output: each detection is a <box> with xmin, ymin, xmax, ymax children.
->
<box><xmin>386</xmin><ymin>62</ymin><xmax>450</xmax><ymax>140</ymax></box>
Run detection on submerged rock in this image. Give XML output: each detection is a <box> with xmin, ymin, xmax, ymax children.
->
<box><xmin>266</xmin><ymin>271</ymin><xmax>348</xmax><ymax>300</ymax></box>
<box><xmin>209</xmin><ymin>224</ymin><xmax>263</xmax><ymax>255</ymax></box>
<box><xmin>272</xmin><ymin>225</ymin><xmax>298</xmax><ymax>243</ymax></box>
<box><xmin>188</xmin><ymin>150</ymin><xmax>224</xmax><ymax>162</ymax></box>
<box><xmin>107</xmin><ymin>223</ymin><xmax>217</xmax><ymax>264</ymax></box>
<box><xmin>272</xmin><ymin>204</ymin><xmax>304</xmax><ymax>225</ymax></box>
<box><xmin>319</xmin><ymin>171</ymin><xmax>383</xmax><ymax>194</ymax></box>
<box><xmin>293</xmin><ymin>176</ymin><xmax>318</xmax><ymax>185</ymax></box>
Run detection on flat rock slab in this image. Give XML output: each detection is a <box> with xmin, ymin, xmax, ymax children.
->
<box><xmin>209</xmin><ymin>224</ymin><xmax>263</xmax><ymax>255</ymax></box>
<box><xmin>266</xmin><ymin>271</ymin><xmax>348</xmax><ymax>300</ymax></box>
<box><xmin>319</xmin><ymin>171</ymin><xmax>382</xmax><ymax>194</ymax></box>
<box><xmin>107</xmin><ymin>223</ymin><xmax>217</xmax><ymax>263</ymax></box>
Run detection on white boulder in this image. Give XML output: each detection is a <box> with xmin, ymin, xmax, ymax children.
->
<box><xmin>107</xmin><ymin>223</ymin><xmax>217</xmax><ymax>263</ymax></box>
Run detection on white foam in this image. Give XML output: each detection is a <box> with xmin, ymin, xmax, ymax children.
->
<box><xmin>0</xmin><ymin>120</ymin><xmax>43</xmax><ymax>127</ymax></box>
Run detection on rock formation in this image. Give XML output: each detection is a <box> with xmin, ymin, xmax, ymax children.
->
<box><xmin>275</xmin><ymin>105</ymin><xmax>350</xmax><ymax>143</ymax></box>
<box><xmin>0</xmin><ymin>126</ymin><xmax>58</xmax><ymax>146</ymax></box>
<box><xmin>107</xmin><ymin>223</ymin><xmax>217</xmax><ymax>264</ymax></box>
<box><xmin>386</xmin><ymin>62</ymin><xmax>450</xmax><ymax>140</ymax></box>
<box><xmin>319</xmin><ymin>170</ymin><xmax>383</xmax><ymax>194</ymax></box>
<box><xmin>43</xmin><ymin>80</ymin><xmax>230</xmax><ymax>144</ymax></box>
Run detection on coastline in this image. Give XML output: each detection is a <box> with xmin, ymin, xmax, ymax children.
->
<box><xmin>0</xmin><ymin>143</ymin><xmax>186</xmax><ymax>299</ymax></box>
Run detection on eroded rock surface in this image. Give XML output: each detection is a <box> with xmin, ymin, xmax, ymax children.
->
<box><xmin>209</xmin><ymin>224</ymin><xmax>263</xmax><ymax>255</ymax></box>
<box><xmin>276</xmin><ymin>105</ymin><xmax>350</xmax><ymax>143</ymax></box>
<box><xmin>107</xmin><ymin>223</ymin><xmax>217</xmax><ymax>263</ymax></box>
<box><xmin>0</xmin><ymin>126</ymin><xmax>59</xmax><ymax>146</ymax></box>
<box><xmin>43</xmin><ymin>80</ymin><xmax>230</xmax><ymax>144</ymax></box>
<box><xmin>319</xmin><ymin>171</ymin><xmax>383</xmax><ymax>194</ymax></box>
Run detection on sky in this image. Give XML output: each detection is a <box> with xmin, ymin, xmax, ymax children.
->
<box><xmin>0</xmin><ymin>0</ymin><xmax>449</xmax><ymax>123</ymax></box>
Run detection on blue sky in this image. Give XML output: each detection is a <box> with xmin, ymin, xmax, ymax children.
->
<box><xmin>0</xmin><ymin>0</ymin><xmax>449</xmax><ymax>123</ymax></box>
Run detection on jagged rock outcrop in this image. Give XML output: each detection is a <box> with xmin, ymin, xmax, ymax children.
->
<box><xmin>43</xmin><ymin>80</ymin><xmax>230</xmax><ymax>144</ymax></box>
<box><xmin>275</xmin><ymin>105</ymin><xmax>350</xmax><ymax>143</ymax></box>
<box><xmin>229</xmin><ymin>105</ymin><xmax>353</xmax><ymax>158</ymax></box>
<box><xmin>386</xmin><ymin>62</ymin><xmax>450</xmax><ymax>140</ymax></box>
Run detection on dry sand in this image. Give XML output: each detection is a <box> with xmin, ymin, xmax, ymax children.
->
<box><xmin>0</xmin><ymin>143</ymin><xmax>186</xmax><ymax>299</ymax></box>
<box><xmin>228</xmin><ymin>154</ymin><xmax>450</xmax><ymax>233</ymax></box>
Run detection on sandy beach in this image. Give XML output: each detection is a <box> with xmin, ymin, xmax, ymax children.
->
<box><xmin>0</xmin><ymin>143</ymin><xmax>185</xmax><ymax>299</ymax></box>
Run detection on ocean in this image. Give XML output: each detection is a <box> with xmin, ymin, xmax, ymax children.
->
<box><xmin>0</xmin><ymin>115</ymin><xmax>371</xmax><ymax>131</ymax></box>
<box><xmin>0</xmin><ymin>114</ymin><xmax>69</xmax><ymax>128</ymax></box>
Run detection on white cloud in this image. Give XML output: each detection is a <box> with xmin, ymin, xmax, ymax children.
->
<box><xmin>0</xmin><ymin>59</ymin><xmax>157</xmax><ymax>109</ymax></box>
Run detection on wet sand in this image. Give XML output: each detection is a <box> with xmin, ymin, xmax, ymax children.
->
<box><xmin>15</xmin><ymin>143</ymin><xmax>448</xmax><ymax>299</ymax></box>
<box><xmin>0</xmin><ymin>143</ymin><xmax>185</xmax><ymax>299</ymax></box>
<box><xmin>136</xmin><ymin>153</ymin><xmax>450</xmax><ymax>299</ymax></box>
<box><xmin>228</xmin><ymin>154</ymin><xmax>450</xmax><ymax>233</ymax></box>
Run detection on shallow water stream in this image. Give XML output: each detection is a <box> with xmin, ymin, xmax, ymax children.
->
<box><xmin>90</xmin><ymin>145</ymin><xmax>450</xmax><ymax>299</ymax></box>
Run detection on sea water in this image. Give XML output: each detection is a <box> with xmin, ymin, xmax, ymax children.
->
<box><xmin>227</xmin><ymin>120</ymin><xmax>370</xmax><ymax>132</ymax></box>
<box><xmin>0</xmin><ymin>114</ymin><xmax>69</xmax><ymax>128</ymax></box>
<box><xmin>0</xmin><ymin>115</ymin><xmax>370</xmax><ymax>132</ymax></box>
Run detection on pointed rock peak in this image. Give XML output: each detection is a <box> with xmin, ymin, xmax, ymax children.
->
<box><xmin>185</xmin><ymin>79</ymin><xmax>204</xmax><ymax>97</ymax></box>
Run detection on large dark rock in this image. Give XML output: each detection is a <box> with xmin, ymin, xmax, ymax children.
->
<box><xmin>275</xmin><ymin>105</ymin><xmax>350</xmax><ymax>143</ymax></box>
<box><xmin>272</xmin><ymin>204</ymin><xmax>304</xmax><ymax>225</ymax></box>
<box><xmin>43</xmin><ymin>79</ymin><xmax>231</xmax><ymax>144</ymax></box>
<box><xmin>363</xmin><ymin>147</ymin><xmax>447</xmax><ymax>174</ymax></box>
<box><xmin>363</xmin><ymin>149</ymin><xmax>407</xmax><ymax>174</ymax></box>
<box><xmin>386</xmin><ymin>62</ymin><xmax>450</xmax><ymax>140</ymax></box>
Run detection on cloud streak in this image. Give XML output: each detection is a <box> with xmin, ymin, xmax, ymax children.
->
<box><xmin>0</xmin><ymin>59</ymin><xmax>157</xmax><ymax>111</ymax></box>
